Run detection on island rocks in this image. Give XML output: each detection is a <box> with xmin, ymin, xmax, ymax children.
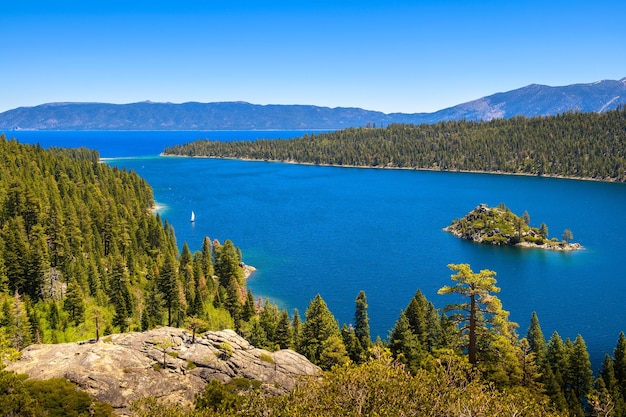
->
<box><xmin>444</xmin><ymin>204</ymin><xmax>582</xmax><ymax>251</ymax></box>
<box><xmin>7</xmin><ymin>327</ymin><xmax>320</xmax><ymax>415</ymax></box>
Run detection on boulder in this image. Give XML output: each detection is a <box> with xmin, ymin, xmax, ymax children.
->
<box><xmin>7</xmin><ymin>327</ymin><xmax>320</xmax><ymax>415</ymax></box>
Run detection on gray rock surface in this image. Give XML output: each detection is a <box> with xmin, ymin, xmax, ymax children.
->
<box><xmin>7</xmin><ymin>327</ymin><xmax>320</xmax><ymax>415</ymax></box>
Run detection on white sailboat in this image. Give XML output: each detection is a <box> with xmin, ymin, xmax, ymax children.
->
<box><xmin>190</xmin><ymin>211</ymin><xmax>195</xmax><ymax>222</ymax></box>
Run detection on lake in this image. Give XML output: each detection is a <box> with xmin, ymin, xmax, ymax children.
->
<box><xmin>8</xmin><ymin>130</ymin><xmax>626</xmax><ymax>370</ymax></box>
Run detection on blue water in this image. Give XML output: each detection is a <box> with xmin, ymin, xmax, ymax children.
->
<box><xmin>8</xmin><ymin>130</ymin><xmax>626</xmax><ymax>370</ymax></box>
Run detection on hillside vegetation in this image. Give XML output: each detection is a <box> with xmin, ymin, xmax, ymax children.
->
<box><xmin>2</xmin><ymin>135</ymin><xmax>626</xmax><ymax>417</ymax></box>
<box><xmin>164</xmin><ymin>107</ymin><xmax>626</xmax><ymax>182</ymax></box>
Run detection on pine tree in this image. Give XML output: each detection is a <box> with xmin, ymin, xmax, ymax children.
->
<box><xmin>301</xmin><ymin>294</ymin><xmax>342</xmax><ymax>366</ymax></box>
<box><xmin>291</xmin><ymin>309</ymin><xmax>303</xmax><ymax>352</ymax></box>
<box><xmin>614</xmin><ymin>332</ymin><xmax>626</xmax><ymax>405</ymax></box>
<box><xmin>242</xmin><ymin>289</ymin><xmax>256</xmax><ymax>322</ymax></box>
<box><xmin>214</xmin><ymin>240</ymin><xmax>243</xmax><ymax>287</ymax></box>
<box><xmin>526</xmin><ymin>311</ymin><xmax>548</xmax><ymax>361</ymax></box>
<box><xmin>157</xmin><ymin>254</ymin><xmax>179</xmax><ymax>327</ymax></box>
<box><xmin>341</xmin><ymin>324</ymin><xmax>362</xmax><ymax>363</ymax></box>
<box><xmin>405</xmin><ymin>291</ymin><xmax>427</xmax><ymax>345</ymax></box>
<box><xmin>224</xmin><ymin>276</ymin><xmax>243</xmax><ymax>329</ymax></box>
<box><xmin>567</xmin><ymin>335</ymin><xmax>593</xmax><ymax>410</ymax></box>
<box><xmin>526</xmin><ymin>312</ymin><xmax>567</xmax><ymax>411</ymax></box>
<box><xmin>599</xmin><ymin>354</ymin><xmax>625</xmax><ymax>417</ymax></box>
<box><xmin>141</xmin><ymin>279</ymin><xmax>164</xmax><ymax>331</ymax></box>
<box><xmin>354</xmin><ymin>291</ymin><xmax>371</xmax><ymax>354</ymax></box>
<box><xmin>63</xmin><ymin>278</ymin><xmax>85</xmax><ymax>326</ymax></box>
<box><xmin>438</xmin><ymin>263</ymin><xmax>513</xmax><ymax>365</ymax></box>
<box><xmin>7</xmin><ymin>290</ymin><xmax>32</xmax><ymax>351</ymax></box>
<box><xmin>259</xmin><ymin>299</ymin><xmax>280</xmax><ymax>343</ymax></box>
<box><xmin>201</xmin><ymin>236</ymin><xmax>214</xmax><ymax>283</ymax></box>
<box><xmin>275</xmin><ymin>309</ymin><xmax>293</xmax><ymax>350</ymax></box>
<box><xmin>389</xmin><ymin>310</ymin><xmax>423</xmax><ymax>372</ymax></box>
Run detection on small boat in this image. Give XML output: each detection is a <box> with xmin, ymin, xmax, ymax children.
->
<box><xmin>190</xmin><ymin>211</ymin><xmax>195</xmax><ymax>222</ymax></box>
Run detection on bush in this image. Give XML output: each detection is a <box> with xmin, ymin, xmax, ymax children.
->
<box><xmin>23</xmin><ymin>377</ymin><xmax>114</xmax><ymax>417</ymax></box>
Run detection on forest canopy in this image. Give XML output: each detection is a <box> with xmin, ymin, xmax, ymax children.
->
<box><xmin>164</xmin><ymin>107</ymin><xmax>626</xmax><ymax>182</ymax></box>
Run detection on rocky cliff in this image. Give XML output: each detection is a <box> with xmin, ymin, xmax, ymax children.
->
<box><xmin>6</xmin><ymin>327</ymin><xmax>320</xmax><ymax>415</ymax></box>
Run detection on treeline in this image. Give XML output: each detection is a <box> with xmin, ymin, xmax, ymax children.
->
<box><xmin>164</xmin><ymin>107</ymin><xmax>626</xmax><ymax>181</ymax></box>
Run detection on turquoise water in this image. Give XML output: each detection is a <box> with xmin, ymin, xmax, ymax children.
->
<box><xmin>9</xmin><ymin>130</ymin><xmax>626</xmax><ymax>370</ymax></box>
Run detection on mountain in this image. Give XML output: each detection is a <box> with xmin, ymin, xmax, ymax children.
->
<box><xmin>1</xmin><ymin>78</ymin><xmax>625</xmax><ymax>130</ymax></box>
<box><xmin>424</xmin><ymin>77</ymin><xmax>626</xmax><ymax>123</ymax></box>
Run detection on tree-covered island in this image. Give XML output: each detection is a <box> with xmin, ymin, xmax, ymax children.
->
<box><xmin>445</xmin><ymin>203</ymin><xmax>582</xmax><ymax>251</ymax></box>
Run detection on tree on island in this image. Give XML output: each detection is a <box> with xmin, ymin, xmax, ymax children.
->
<box><xmin>562</xmin><ymin>229</ymin><xmax>573</xmax><ymax>243</ymax></box>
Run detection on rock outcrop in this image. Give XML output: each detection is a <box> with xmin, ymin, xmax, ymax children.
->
<box><xmin>7</xmin><ymin>327</ymin><xmax>320</xmax><ymax>415</ymax></box>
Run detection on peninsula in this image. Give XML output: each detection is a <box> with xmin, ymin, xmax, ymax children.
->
<box><xmin>444</xmin><ymin>203</ymin><xmax>582</xmax><ymax>251</ymax></box>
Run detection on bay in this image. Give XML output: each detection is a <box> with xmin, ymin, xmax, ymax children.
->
<box><xmin>9</xmin><ymin>130</ymin><xmax>626</xmax><ymax>370</ymax></box>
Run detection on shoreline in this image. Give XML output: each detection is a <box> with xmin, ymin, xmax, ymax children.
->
<box><xmin>443</xmin><ymin>227</ymin><xmax>584</xmax><ymax>252</ymax></box>
<box><xmin>160</xmin><ymin>153</ymin><xmax>623</xmax><ymax>184</ymax></box>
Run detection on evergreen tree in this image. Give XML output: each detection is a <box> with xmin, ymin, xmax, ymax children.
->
<box><xmin>141</xmin><ymin>279</ymin><xmax>164</xmax><ymax>331</ymax></box>
<box><xmin>438</xmin><ymin>263</ymin><xmax>513</xmax><ymax>365</ymax></box>
<box><xmin>341</xmin><ymin>324</ymin><xmax>362</xmax><ymax>363</ymax></box>
<box><xmin>389</xmin><ymin>310</ymin><xmax>423</xmax><ymax>372</ymax></box>
<box><xmin>318</xmin><ymin>334</ymin><xmax>350</xmax><ymax>370</ymax></box>
<box><xmin>242</xmin><ymin>289</ymin><xmax>256</xmax><ymax>322</ymax></box>
<box><xmin>259</xmin><ymin>299</ymin><xmax>280</xmax><ymax>344</ymax></box>
<box><xmin>354</xmin><ymin>290</ymin><xmax>371</xmax><ymax>353</ymax></box>
<box><xmin>526</xmin><ymin>312</ymin><xmax>567</xmax><ymax>411</ymax></box>
<box><xmin>7</xmin><ymin>290</ymin><xmax>32</xmax><ymax>351</ymax></box>
<box><xmin>614</xmin><ymin>332</ymin><xmax>626</xmax><ymax>405</ymax></box>
<box><xmin>109</xmin><ymin>256</ymin><xmax>133</xmax><ymax>332</ymax></box>
<box><xmin>201</xmin><ymin>236</ymin><xmax>214</xmax><ymax>283</ymax></box>
<box><xmin>224</xmin><ymin>276</ymin><xmax>243</xmax><ymax>329</ymax></box>
<box><xmin>247</xmin><ymin>318</ymin><xmax>268</xmax><ymax>349</ymax></box>
<box><xmin>566</xmin><ymin>334</ymin><xmax>593</xmax><ymax>413</ymax></box>
<box><xmin>214</xmin><ymin>240</ymin><xmax>243</xmax><ymax>287</ymax></box>
<box><xmin>157</xmin><ymin>254</ymin><xmax>179</xmax><ymax>327</ymax></box>
<box><xmin>599</xmin><ymin>354</ymin><xmax>625</xmax><ymax>417</ymax></box>
<box><xmin>291</xmin><ymin>308</ymin><xmax>303</xmax><ymax>352</ymax></box>
<box><xmin>275</xmin><ymin>309</ymin><xmax>293</xmax><ymax>350</ymax></box>
<box><xmin>301</xmin><ymin>294</ymin><xmax>342</xmax><ymax>367</ymax></box>
<box><xmin>62</xmin><ymin>278</ymin><xmax>85</xmax><ymax>326</ymax></box>
<box><xmin>25</xmin><ymin>224</ymin><xmax>49</xmax><ymax>301</ymax></box>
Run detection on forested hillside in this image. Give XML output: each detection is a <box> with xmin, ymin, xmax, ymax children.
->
<box><xmin>164</xmin><ymin>107</ymin><xmax>626</xmax><ymax>182</ymax></box>
<box><xmin>0</xmin><ymin>134</ymin><xmax>250</xmax><ymax>349</ymax></box>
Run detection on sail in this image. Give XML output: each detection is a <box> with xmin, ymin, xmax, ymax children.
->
<box><xmin>191</xmin><ymin>211</ymin><xmax>195</xmax><ymax>222</ymax></box>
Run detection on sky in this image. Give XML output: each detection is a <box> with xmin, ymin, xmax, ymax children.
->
<box><xmin>1</xmin><ymin>0</ymin><xmax>625</xmax><ymax>114</ymax></box>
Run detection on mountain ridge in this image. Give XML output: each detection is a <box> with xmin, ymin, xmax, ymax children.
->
<box><xmin>1</xmin><ymin>77</ymin><xmax>625</xmax><ymax>130</ymax></box>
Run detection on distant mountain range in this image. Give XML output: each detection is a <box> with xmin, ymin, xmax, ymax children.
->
<box><xmin>1</xmin><ymin>78</ymin><xmax>625</xmax><ymax>130</ymax></box>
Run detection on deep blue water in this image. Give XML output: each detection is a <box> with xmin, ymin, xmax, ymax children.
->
<box><xmin>8</xmin><ymin>130</ymin><xmax>626</xmax><ymax>370</ymax></box>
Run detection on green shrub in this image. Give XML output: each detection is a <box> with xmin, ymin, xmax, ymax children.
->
<box><xmin>23</xmin><ymin>377</ymin><xmax>114</xmax><ymax>417</ymax></box>
<box><xmin>260</xmin><ymin>353</ymin><xmax>275</xmax><ymax>364</ymax></box>
<box><xmin>218</xmin><ymin>342</ymin><xmax>233</xmax><ymax>357</ymax></box>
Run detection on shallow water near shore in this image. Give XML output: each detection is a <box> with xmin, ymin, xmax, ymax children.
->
<box><xmin>10</xmin><ymin>129</ymin><xmax>626</xmax><ymax>370</ymax></box>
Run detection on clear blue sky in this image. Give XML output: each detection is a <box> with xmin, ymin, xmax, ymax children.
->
<box><xmin>2</xmin><ymin>0</ymin><xmax>625</xmax><ymax>114</ymax></box>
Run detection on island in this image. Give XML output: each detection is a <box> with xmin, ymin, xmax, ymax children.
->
<box><xmin>444</xmin><ymin>203</ymin><xmax>583</xmax><ymax>251</ymax></box>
